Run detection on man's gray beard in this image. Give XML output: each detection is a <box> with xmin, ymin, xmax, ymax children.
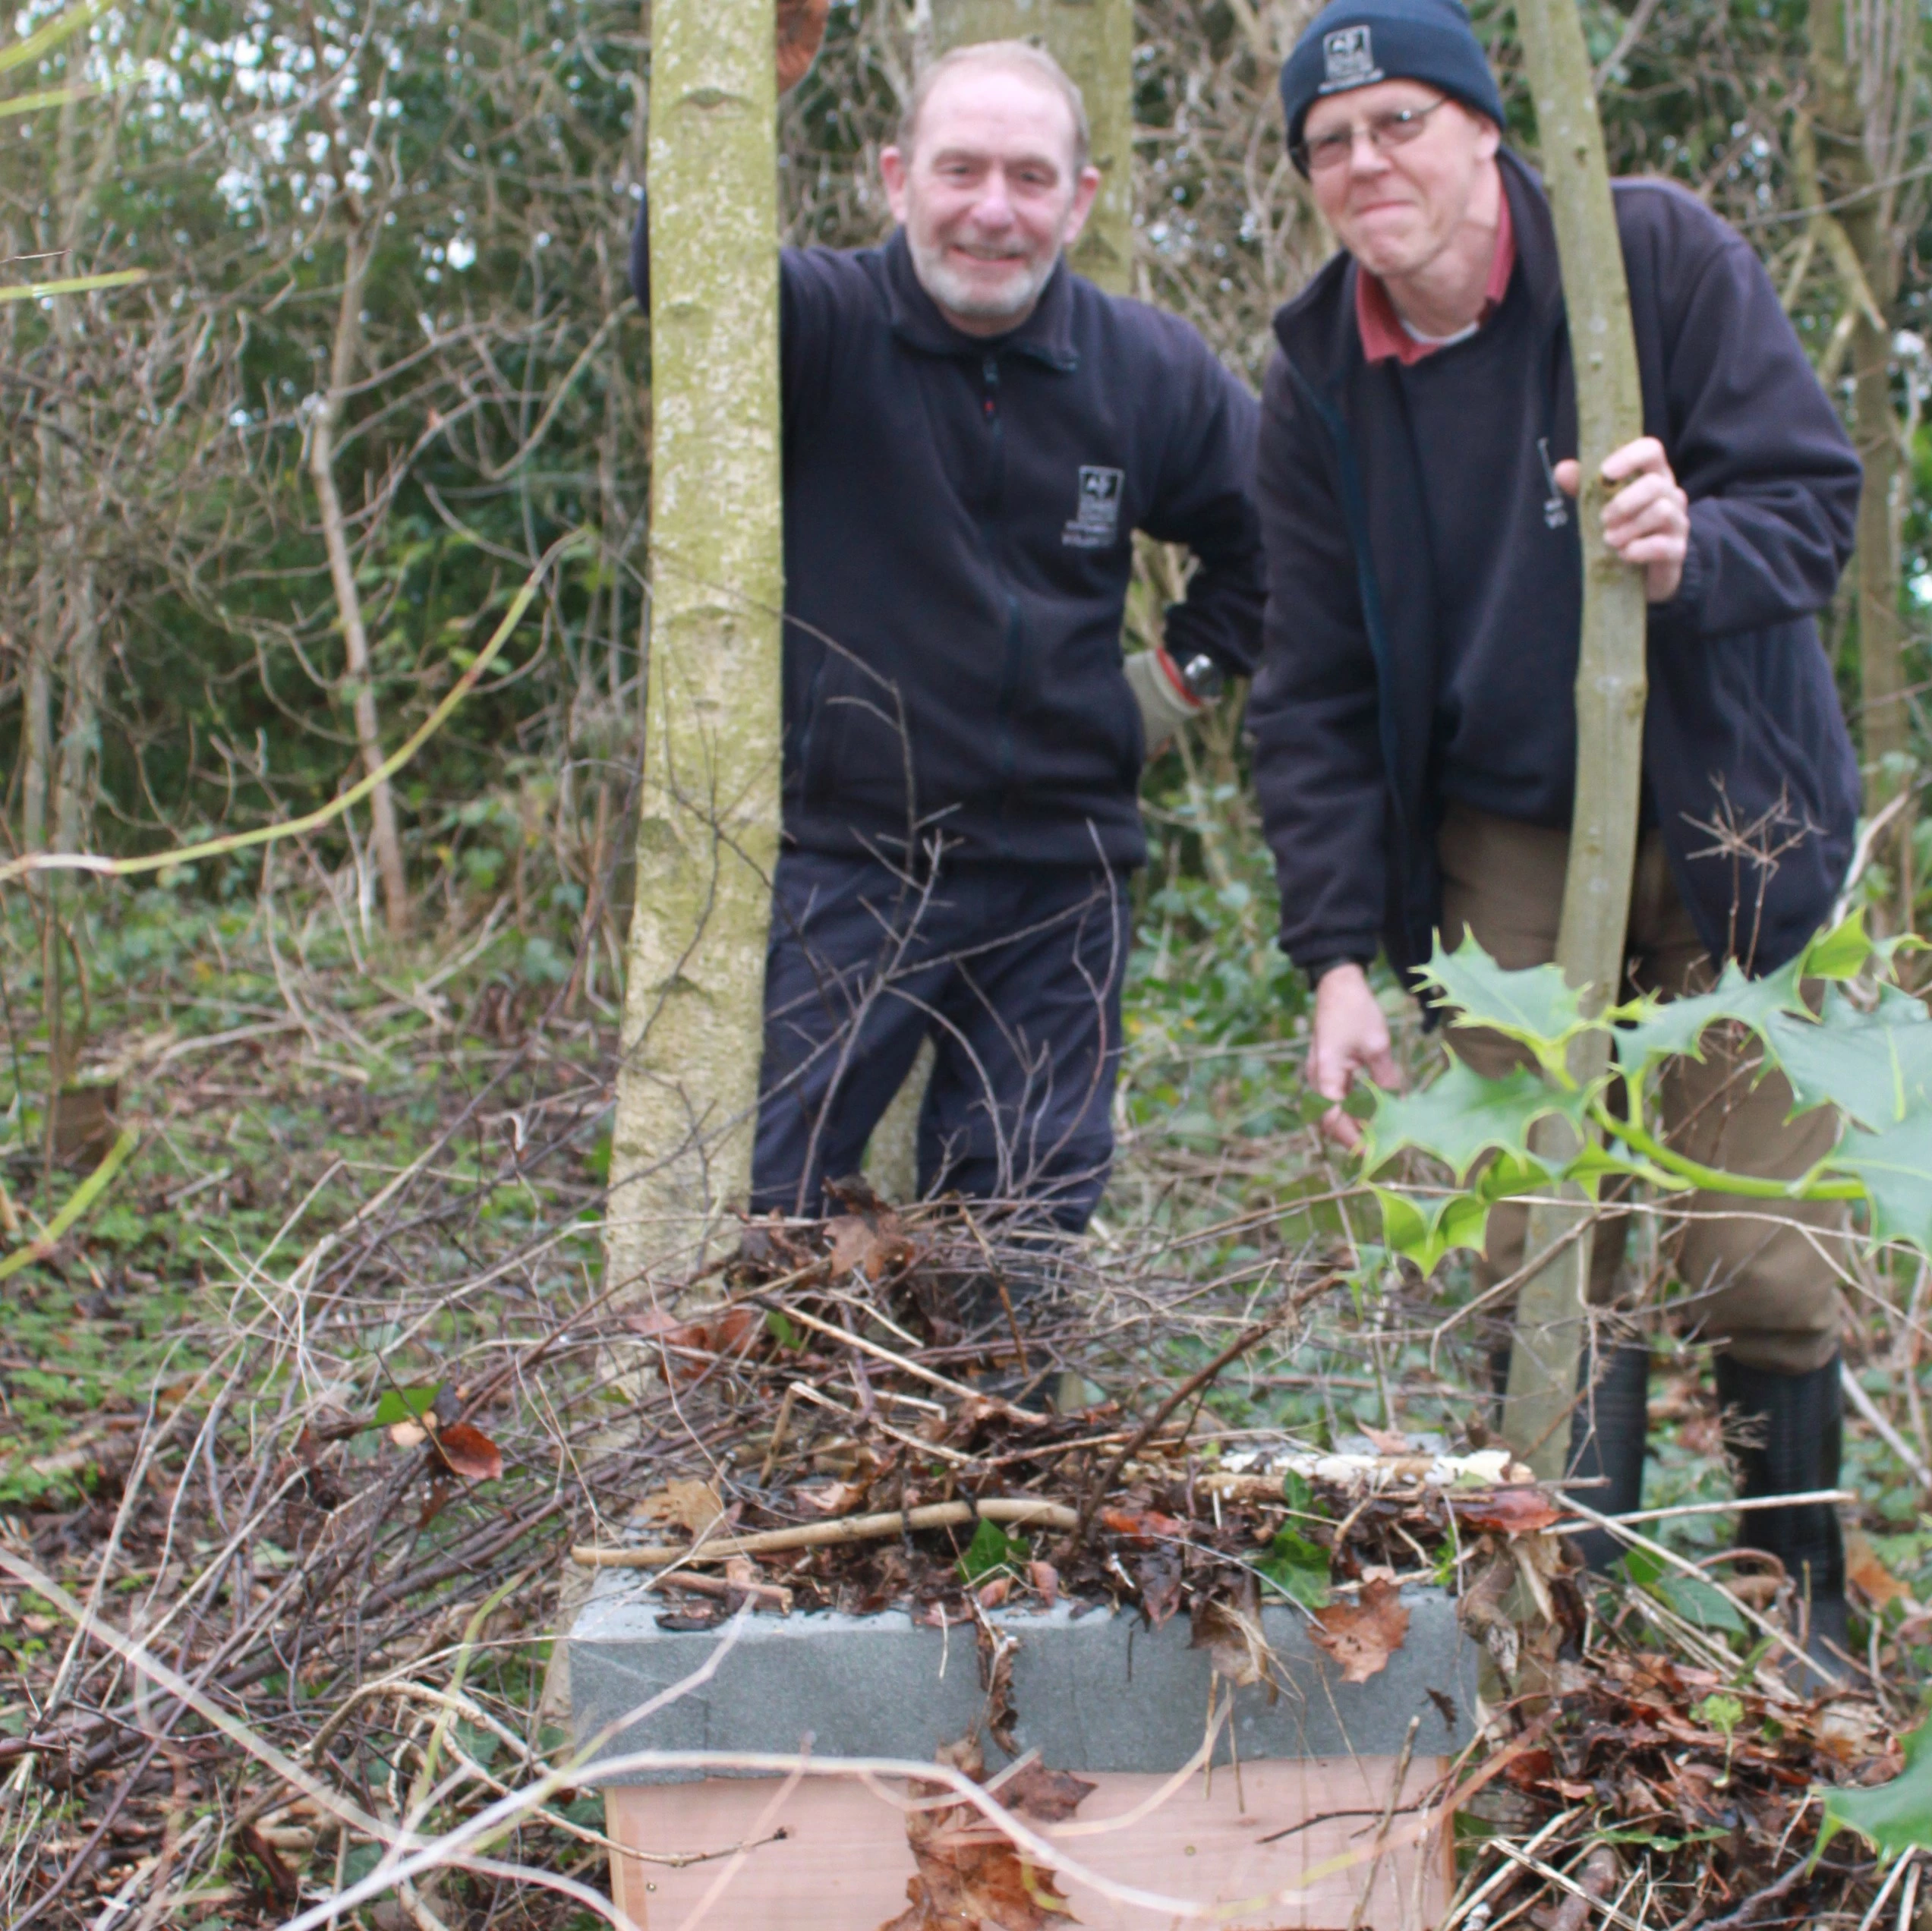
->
<box><xmin>909</xmin><ymin>231</ymin><xmax>1060</xmax><ymax>326</ymax></box>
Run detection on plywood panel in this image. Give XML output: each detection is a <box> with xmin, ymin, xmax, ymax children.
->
<box><xmin>606</xmin><ymin>1756</ymin><xmax>1451</xmax><ymax>1930</ymax></box>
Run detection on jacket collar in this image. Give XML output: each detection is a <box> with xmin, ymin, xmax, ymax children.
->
<box><xmin>884</xmin><ymin>226</ymin><xmax>1081</xmax><ymax>370</ymax></box>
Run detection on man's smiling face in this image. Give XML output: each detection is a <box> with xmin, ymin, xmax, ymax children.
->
<box><xmin>881</xmin><ymin>67</ymin><xmax>1100</xmax><ymax>336</ymax></box>
<box><xmin>1304</xmin><ymin>77</ymin><xmax>1499</xmax><ymax>282</ymax></box>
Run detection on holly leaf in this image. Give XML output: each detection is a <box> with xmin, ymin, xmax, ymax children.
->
<box><xmin>1615</xmin><ymin>958</ymin><xmax>1804</xmax><ymax>1083</ymax></box>
<box><xmin>1826</xmin><ymin>1114</ymin><xmax>1932</xmax><ymax>1254</ymax></box>
<box><xmin>1417</xmin><ymin>935</ymin><xmax>1593</xmax><ymax>1071</ymax></box>
<box><xmin>1255</xmin><ymin>1524</ymin><xmax>1331</xmax><ymax>1608</ymax></box>
<box><xmin>1798</xmin><ymin>909</ymin><xmax>1880</xmax><ymax>982</ymax></box>
<box><xmin>1371</xmin><ymin>1186</ymin><xmax>1495</xmax><ymax>1276</ymax></box>
<box><xmin>1363</xmin><ymin>1059</ymin><xmax>1588</xmax><ymax>1183</ymax></box>
<box><xmin>1817</xmin><ymin>1720</ymin><xmax>1932</xmax><ymax>1860</ymax></box>
<box><xmin>1763</xmin><ymin>983</ymin><xmax>1932</xmax><ymax>1131</ymax></box>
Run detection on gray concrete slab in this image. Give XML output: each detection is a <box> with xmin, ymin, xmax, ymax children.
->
<box><xmin>569</xmin><ymin>1575</ymin><xmax>1477</xmax><ymax>1784</ymax></box>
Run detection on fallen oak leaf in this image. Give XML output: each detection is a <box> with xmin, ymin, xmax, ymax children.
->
<box><xmin>1310</xmin><ymin>1577</ymin><xmax>1410</xmax><ymax>1685</ymax></box>
<box><xmin>1846</xmin><ymin>1529</ymin><xmax>1914</xmax><ymax>1611</ymax></box>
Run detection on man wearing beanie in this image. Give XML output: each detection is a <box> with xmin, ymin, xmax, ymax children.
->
<box><xmin>1247</xmin><ymin>0</ymin><xmax>1864</xmax><ymax>1674</ymax></box>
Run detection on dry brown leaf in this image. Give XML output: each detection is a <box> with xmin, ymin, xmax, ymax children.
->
<box><xmin>1097</xmin><ymin>1506</ymin><xmax>1185</xmax><ymax>1545</ymax></box>
<box><xmin>827</xmin><ymin>1211</ymin><xmax>919</xmax><ymax>1282</ymax></box>
<box><xmin>875</xmin><ymin>1739</ymin><xmax>1091</xmax><ymax>1931</ymax></box>
<box><xmin>433</xmin><ymin>1421</ymin><xmax>504</xmax><ymax>1483</ymax></box>
<box><xmin>1189</xmin><ymin>1579</ymin><xmax>1276</xmax><ymax>1696</ymax></box>
<box><xmin>1136</xmin><ymin>1550</ymin><xmax>1183</xmax><ymax>1630</ymax></box>
<box><xmin>1846</xmin><ymin>1529</ymin><xmax>1913</xmax><ymax>1610</ymax></box>
<box><xmin>634</xmin><ymin>1478</ymin><xmax>726</xmax><ymax>1538</ymax></box>
<box><xmin>1448</xmin><ymin>1485</ymin><xmax>1565</xmax><ymax>1536</ymax></box>
<box><xmin>1361</xmin><ymin>1425</ymin><xmax>1413</xmax><ymax>1454</ymax></box>
<box><xmin>1310</xmin><ymin>1577</ymin><xmax>1410</xmax><ymax>1685</ymax></box>
<box><xmin>1027</xmin><ymin>1561</ymin><xmax>1060</xmax><ymax>1609</ymax></box>
<box><xmin>1000</xmin><ymin>1762</ymin><xmax>1098</xmax><ymax>1824</ymax></box>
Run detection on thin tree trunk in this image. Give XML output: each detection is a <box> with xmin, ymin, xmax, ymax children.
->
<box><xmin>21</xmin><ymin>583</ymin><xmax>52</xmax><ymax>856</ymax></box>
<box><xmin>1806</xmin><ymin>0</ymin><xmax>1915</xmax><ymax>920</ymax></box>
<box><xmin>1502</xmin><ymin>0</ymin><xmax>1650</xmax><ymax>1480</ymax></box>
<box><xmin>931</xmin><ymin>0</ymin><xmax>1133</xmax><ymax>295</ymax></box>
<box><xmin>309</xmin><ymin>228</ymin><xmax>409</xmax><ymax>938</ymax></box>
<box><xmin>607</xmin><ymin>0</ymin><xmax>786</xmax><ymax>1284</ymax></box>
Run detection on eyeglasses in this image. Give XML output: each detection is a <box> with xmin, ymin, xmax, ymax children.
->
<box><xmin>1294</xmin><ymin>96</ymin><xmax>1453</xmax><ymax>174</ymax></box>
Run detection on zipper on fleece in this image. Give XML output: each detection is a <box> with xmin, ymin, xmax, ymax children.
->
<box><xmin>983</xmin><ymin>353</ymin><xmax>1023</xmax><ymax>798</ymax></box>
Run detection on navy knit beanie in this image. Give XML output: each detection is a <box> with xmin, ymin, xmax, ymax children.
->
<box><xmin>1279</xmin><ymin>0</ymin><xmax>1505</xmax><ymax>169</ymax></box>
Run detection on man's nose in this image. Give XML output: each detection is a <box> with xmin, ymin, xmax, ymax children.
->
<box><xmin>1344</xmin><ymin>129</ymin><xmax>1391</xmax><ymax>178</ymax></box>
<box><xmin>968</xmin><ymin>175</ymin><xmax>1017</xmax><ymax>226</ymax></box>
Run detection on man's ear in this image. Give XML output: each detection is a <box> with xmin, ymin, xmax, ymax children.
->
<box><xmin>1061</xmin><ymin>163</ymin><xmax>1103</xmax><ymax>245</ymax></box>
<box><xmin>880</xmin><ymin>146</ymin><xmax>910</xmax><ymax>225</ymax></box>
<box><xmin>1473</xmin><ymin>111</ymin><xmax>1502</xmax><ymax>161</ymax></box>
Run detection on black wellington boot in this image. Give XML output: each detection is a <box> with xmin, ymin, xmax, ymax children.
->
<box><xmin>1567</xmin><ymin>1341</ymin><xmax>1650</xmax><ymax>1572</ymax></box>
<box><xmin>1714</xmin><ymin>1353</ymin><xmax>1850</xmax><ymax>1687</ymax></box>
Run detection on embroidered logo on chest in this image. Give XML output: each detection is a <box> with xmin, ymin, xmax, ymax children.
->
<box><xmin>1319</xmin><ymin>27</ymin><xmax>1383</xmax><ymax>93</ymax></box>
<box><xmin>1063</xmin><ymin>465</ymin><xmax>1125</xmax><ymax>549</ymax></box>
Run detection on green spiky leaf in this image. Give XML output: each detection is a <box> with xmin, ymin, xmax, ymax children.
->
<box><xmin>1372</xmin><ymin>1186</ymin><xmax>1496</xmax><ymax>1274</ymax></box>
<box><xmin>1817</xmin><ymin>1721</ymin><xmax>1932</xmax><ymax>1860</ymax></box>
<box><xmin>1615</xmin><ymin>959</ymin><xmax>1804</xmax><ymax>1082</ymax></box>
<box><xmin>1827</xmin><ymin>1115</ymin><xmax>1932</xmax><ymax>1253</ymax></box>
<box><xmin>1363</xmin><ymin>1059</ymin><xmax>1589</xmax><ymax>1183</ymax></box>
<box><xmin>1763</xmin><ymin>984</ymin><xmax>1932</xmax><ymax>1131</ymax></box>
<box><xmin>1417</xmin><ymin>935</ymin><xmax>1593</xmax><ymax>1071</ymax></box>
<box><xmin>1798</xmin><ymin>910</ymin><xmax>1879</xmax><ymax>982</ymax></box>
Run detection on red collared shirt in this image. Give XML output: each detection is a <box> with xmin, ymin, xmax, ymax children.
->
<box><xmin>1354</xmin><ymin>192</ymin><xmax>1517</xmax><ymax>366</ymax></box>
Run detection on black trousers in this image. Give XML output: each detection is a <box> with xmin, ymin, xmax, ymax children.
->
<box><xmin>750</xmin><ymin>849</ymin><xmax>1129</xmax><ymax>1229</ymax></box>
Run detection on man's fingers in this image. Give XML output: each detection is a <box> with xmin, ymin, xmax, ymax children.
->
<box><xmin>1598</xmin><ymin>435</ymin><xmax>1668</xmax><ymax>482</ymax></box>
<box><xmin>1552</xmin><ymin>457</ymin><xmax>1581</xmax><ymax>498</ymax></box>
<box><xmin>1320</xmin><ymin>1104</ymin><xmax>1364</xmax><ymax>1149</ymax></box>
<box><xmin>1366</xmin><ymin>1047</ymin><xmax>1402</xmax><ymax>1092</ymax></box>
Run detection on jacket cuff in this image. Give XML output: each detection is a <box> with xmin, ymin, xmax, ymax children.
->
<box><xmin>1653</xmin><ymin>518</ymin><xmax>1709</xmax><ymax>633</ymax></box>
<box><xmin>1296</xmin><ymin>950</ymin><xmax>1375</xmax><ymax>984</ymax></box>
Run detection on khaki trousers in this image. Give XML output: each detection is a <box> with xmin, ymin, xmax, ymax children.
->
<box><xmin>1439</xmin><ymin>802</ymin><xmax>1843</xmax><ymax>1375</ymax></box>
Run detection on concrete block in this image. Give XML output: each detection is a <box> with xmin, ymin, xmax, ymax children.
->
<box><xmin>569</xmin><ymin>1574</ymin><xmax>1477</xmax><ymax>1782</ymax></box>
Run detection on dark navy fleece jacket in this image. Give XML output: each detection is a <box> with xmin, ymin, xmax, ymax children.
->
<box><xmin>1247</xmin><ymin>152</ymin><xmax>1863</xmax><ymax>978</ymax></box>
<box><xmin>629</xmin><ymin>213</ymin><xmax>1265</xmax><ymax>870</ymax></box>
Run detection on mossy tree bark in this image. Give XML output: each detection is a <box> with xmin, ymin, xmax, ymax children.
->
<box><xmin>1502</xmin><ymin>0</ymin><xmax>1649</xmax><ymax>1479</ymax></box>
<box><xmin>1803</xmin><ymin>0</ymin><xmax>1918</xmax><ymax>921</ymax></box>
<box><xmin>607</xmin><ymin>0</ymin><xmax>785</xmax><ymax>1287</ymax></box>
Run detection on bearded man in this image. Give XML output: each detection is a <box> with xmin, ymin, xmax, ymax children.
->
<box><xmin>630</xmin><ymin>39</ymin><xmax>1265</xmax><ymax>1231</ymax></box>
<box><xmin>1246</xmin><ymin>0</ymin><xmax>1863</xmax><ymax>1671</ymax></box>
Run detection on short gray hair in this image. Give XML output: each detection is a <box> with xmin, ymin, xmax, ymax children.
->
<box><xmin>898</xmin><ymin>40</ymin><xmax>1091</xmax><ymax>171</ymax></box>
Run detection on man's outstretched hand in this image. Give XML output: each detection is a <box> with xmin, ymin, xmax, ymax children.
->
<box><xmin>1553</xmin><ymin>436</ymin><xmax>1689</xmax><ymax>603</ymax></box>
<box><xmin>1307</xmin><ymin>962</ymin><xmax>1400</xmax><ymax>1149</ymax></box>
<box><xmin>778</xmin><ymin>0</ymin><xmax>831</xmax><ymax>93</ymax></box>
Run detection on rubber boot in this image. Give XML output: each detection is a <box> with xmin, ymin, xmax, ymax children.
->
<box><xmin>1566</xmin><ymin>1341</ymin><xmax>1650</xmax><ymax>1572</ymax></box>
<box><xmin>1714</xmin><ymin>1353</ymin><xmax>1850</xmax><ymax>1687</ymax></box>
